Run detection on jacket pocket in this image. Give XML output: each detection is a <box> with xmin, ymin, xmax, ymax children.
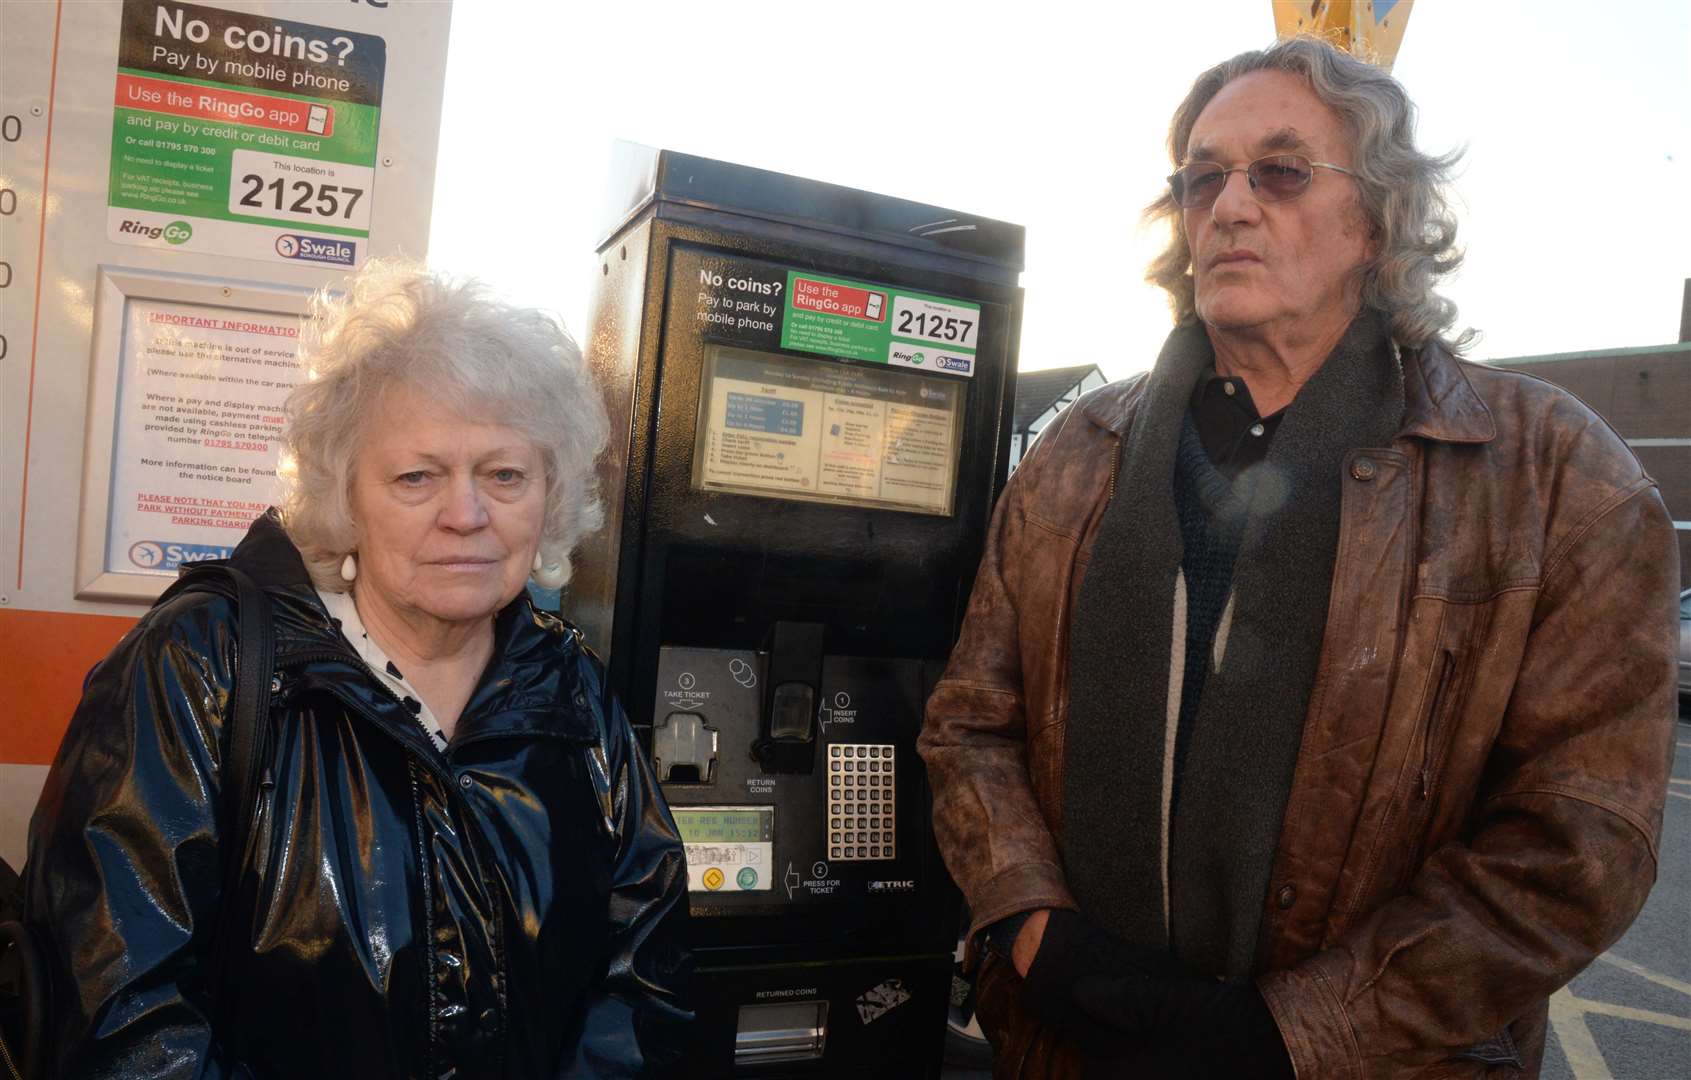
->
<box><xmin>1418</xmin><ymin>648</ymin><xmax>1459</xmax><ymax>801</ymax></box>
<box><xmin>1406</xmin><ymin>648</ymin><xmax>1462</xmax><ymax>875</ymax></box>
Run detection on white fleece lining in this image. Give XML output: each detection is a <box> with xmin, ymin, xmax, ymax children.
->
<box><xmin>1212</xmin><ymin>590</ymin><xmax>1237</xmax><ymax>673</ymax></box>
<box><xmin>1160</xmin><ymin>570</ymin><xmax>1187</xmax><ymax>937</ymax></box>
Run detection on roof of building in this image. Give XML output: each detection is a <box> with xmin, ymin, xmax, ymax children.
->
<box><xmin>1481</xmin><ymin>340</ymin><xmax>1691</xmax><ymax>366</ymax></box>
<box><xmin>1014</xmin><ymin>365</ymin><xmax>1105</xmax><ymax>431</ymax></box>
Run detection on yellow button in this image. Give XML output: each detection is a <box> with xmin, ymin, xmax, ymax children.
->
<box><xmin>702</xmin><ymin>867</ymin><xmax>724</xmax><ymax>890</ymax></box>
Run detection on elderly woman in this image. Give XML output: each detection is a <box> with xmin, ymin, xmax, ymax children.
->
<box><xmin>24</xmin><ymin>261</ymin><xmax>689</xmax><ymax>1077</ymax></box>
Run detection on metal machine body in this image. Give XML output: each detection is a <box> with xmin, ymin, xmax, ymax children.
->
<box><xmin>576</xmin><ymin>147</ymin><xmax>1023</xmax><ymax>1076</ymax></box>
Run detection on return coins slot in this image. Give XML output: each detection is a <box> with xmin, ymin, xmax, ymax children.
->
<box><xmin>734</xmin><ymin>1001</ymin><xmax>828</xmax><ymax>1065</ymax></box>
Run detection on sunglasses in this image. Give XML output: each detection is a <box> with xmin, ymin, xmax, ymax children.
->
<box><xmin>1167</xmin><ymin>154</ymin><xmax>1356</xmax><ymax>209</ymax></box>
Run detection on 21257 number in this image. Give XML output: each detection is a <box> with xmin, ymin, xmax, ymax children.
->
<box><xmin>895</xmin><ymin>309</ymin><xmax>974</xmax><ymax>343</ymax></box>
<box><xmin>237</xmin><ymin>174</ymin><xmax>364</xmax><ymax>220</ymax></box>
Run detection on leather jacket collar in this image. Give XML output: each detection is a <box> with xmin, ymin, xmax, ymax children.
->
<box><xmin>1078</xmin><ymin>330</ymin><xmax>1497</xmax><ymax>446</ymax></box>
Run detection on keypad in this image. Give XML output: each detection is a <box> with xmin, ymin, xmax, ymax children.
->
<box><xmin>827</xmin><ymin>743</ymin><xmax>894</xmax><ymax>860</ymax></box>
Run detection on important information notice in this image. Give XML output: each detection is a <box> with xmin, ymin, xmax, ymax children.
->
<box><xmin>107</xmin><ymin>0</ymin><xmax>386</xmax><ymax>266</ymax></box>
<box><xmin>694</xmin><ymin>346</ymin><xmax>961</xmax><ymax>516</ymax></box>
<box><xmin>106</xmin><ymin>299</ymin><xmax>305</xmax><ymax>575</ymax></box>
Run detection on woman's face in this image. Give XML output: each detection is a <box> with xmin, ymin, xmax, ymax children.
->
<box><xmin>348</xmin><ymin>382</ymin><xmax>545</xmax><ymax>631</ymax></box>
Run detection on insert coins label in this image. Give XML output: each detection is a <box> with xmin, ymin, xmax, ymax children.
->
<box><xmin>107</xmin><ymin>0</ymin><xmax>386</xmax><ymax>266</ymax></box>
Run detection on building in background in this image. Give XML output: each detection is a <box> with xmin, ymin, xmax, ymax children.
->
<box><xmin>1009</xmin><ymin>364</ymin><xmax>1108</xmax><ymax>471</ymax></box>
<box><xmin>1489</xmin><ymin>327</ymin><xmax>1691</xmax><ymax>591</ymax></box>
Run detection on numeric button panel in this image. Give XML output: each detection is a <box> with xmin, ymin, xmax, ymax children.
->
<box><xmin>826</xmin><ymin>743</ymin><xmax>895</xmax><ymax>861</ymax></box>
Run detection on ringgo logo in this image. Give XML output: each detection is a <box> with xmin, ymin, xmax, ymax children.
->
<box><xmin>117</xmin><ymin>219</ymin><xmax>193</xmax><ymax>244</ymax></box>
<box><xmin>888</xmin><ymin>345</ymin><xmax>927</xmax><ymax>370</ymax></box>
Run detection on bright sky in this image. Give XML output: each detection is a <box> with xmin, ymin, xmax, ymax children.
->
<box><xmin>429</xmin><ymin>0</ymin><xmax>1691</xmax><ymax>381</ymax></box>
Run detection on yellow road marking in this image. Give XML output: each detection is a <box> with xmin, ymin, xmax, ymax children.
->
<box><xmin>1575</xmin><ymin>996</ymin><xmax>1691</xmax><ymax>1031</ymax></box>
<box><xmin>1549</xmin><ymin>988</ymin><xmax>1615</xmax><ymax>1080</ymax></box>
<box><xmin>1554</xmin><ymin>955</ymin><xmax>1691</xmax><ymax>1076</ymax></box>
<box><xmin>1669</xmin><ymin>778</ymin><xmax>1691</xmax><ymax>786</ymax></box>
<box><xmin>1596</xmin><ymin>951</ymin><xmax>1691</xmax><ymax>997</ymax></box>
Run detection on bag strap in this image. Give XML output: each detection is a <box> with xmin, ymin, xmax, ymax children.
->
<box><xmin>160</xmin><ymin>562</ymin><xmax>274</xmax><ymax>1009</ymax></box>
<box><xmin>215</xmin><ymin>563</ymin><xmax>274</xmax><ymax>874</ymax></box>
<box><xmin>0</xmin><ymin>922</ymin><xmax>47</xmax><ymax>1080</ymax></box>
<box><xmin>159</xmin><ymin>562</ymin><xmax>275</xmax><ymax>855</ymax></box>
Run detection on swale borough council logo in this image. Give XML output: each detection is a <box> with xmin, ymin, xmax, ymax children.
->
<box><xmin>128</xmin><ymin>541</ymin><xmax>165</xmax><ymax>569</ymax></box>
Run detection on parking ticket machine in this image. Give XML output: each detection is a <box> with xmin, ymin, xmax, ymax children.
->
<box><xmin>574</xmin><ymin>147</ymin><xmax>1023</xmax><ymax>1076</ymax></box>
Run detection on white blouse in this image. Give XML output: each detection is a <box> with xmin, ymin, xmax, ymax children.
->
<box><xmin>315</xmin><ymin>587</ymin><xmax>450</xmax><ymax>753</ymax></box>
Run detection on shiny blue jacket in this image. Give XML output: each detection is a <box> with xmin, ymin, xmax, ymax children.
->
<box><xmin>25</xmin><ymin>514</ymin><xmax>690</xmax><ymax>1077</ymax></box>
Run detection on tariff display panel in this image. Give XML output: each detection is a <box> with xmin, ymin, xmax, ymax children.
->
<box><xmin>692</xmin><ymin>346</ymin><xmax>964</xmax><ymax>517</ymax></box>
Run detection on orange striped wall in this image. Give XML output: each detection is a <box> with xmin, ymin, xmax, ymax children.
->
<box><xmin>0</xmin><ymin>609</ymin><xmax>138</xmax><ymax>765</ymax></box>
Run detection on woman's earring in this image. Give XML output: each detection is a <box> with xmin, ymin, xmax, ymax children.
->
<box><xmin>532</xmin><ymin>550</ymin><xmax>544</xmax><ymax>573</ymax></box>
<box><xmin>340</xmin><ymin>553</ymin><xmax>357</xmax><ymax>583</ymax></box>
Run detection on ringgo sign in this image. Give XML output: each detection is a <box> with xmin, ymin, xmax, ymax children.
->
<box><xmin>781</xmin><ymin>270</ymin><xmax>982</xmax><ymax>378</ymax></box>
<box><xmin>106</xmin><ymin>0</ymin><xmax>386</xmax><ymax>267</ymax></box>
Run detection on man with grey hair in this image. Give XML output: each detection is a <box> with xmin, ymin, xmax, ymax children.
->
<box><xmin>919</xmin><ymin>36</ymin><xmax>1679</xmax><ymax>1079</ymax></box>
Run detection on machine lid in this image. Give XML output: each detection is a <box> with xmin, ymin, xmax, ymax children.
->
<box><xmin>597</xmin><ymin>143</ymin><xmax>1025</xmax><ymax>271</ymax></box>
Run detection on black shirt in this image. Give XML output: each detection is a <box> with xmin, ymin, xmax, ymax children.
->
<box><xmin>1188</xmin><ymin>367</ymin><xmax>1284</xmax><ymax>480</ymax></box>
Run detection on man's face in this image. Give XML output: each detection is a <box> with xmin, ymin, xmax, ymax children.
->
<box><xmin>1183</xmin><ymin>69</ymin><xmax>1375</xmax><ymax>336</ymax></box>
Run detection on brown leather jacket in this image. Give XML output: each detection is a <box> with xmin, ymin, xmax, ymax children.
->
<box><xmin>918</xmin><ymin>342</ymin><xmax>1680</xmax><ymax>1079</ymax></box>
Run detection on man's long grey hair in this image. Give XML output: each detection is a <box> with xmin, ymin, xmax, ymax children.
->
<box><xmin>1146</xmin><ymin>36</ymin><xmax>1472</xmax><ymax>354</ymax></box>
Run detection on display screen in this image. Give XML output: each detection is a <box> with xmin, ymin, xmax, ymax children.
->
<box><xmin>692</xmin><ymin>346</ymin><xmax>964</xmax><ymax>517</ymax></box>
<box><xmin>674</xmin><ymin>807</ymin><xmax>774</xmax><ymax>845</ymax></box>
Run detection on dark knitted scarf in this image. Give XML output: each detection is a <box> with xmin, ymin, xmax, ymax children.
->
<box><xmin>1063</xmin><ymin>309</ymin><xmax>1403</xmax><ymax>978</ymax></box>
<box><xmin>1167</xmin><ymin>413</ymin><xmax>1250</xmax><ymax>816</ymax></box>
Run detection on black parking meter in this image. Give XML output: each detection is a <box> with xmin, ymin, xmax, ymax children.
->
<box><xmin>574</xmin><ymin>147</ymin><xmax>1022</xmax><ymax>1077</ymax></box>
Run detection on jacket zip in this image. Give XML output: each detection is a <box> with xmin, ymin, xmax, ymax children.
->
<box><xmin>278</xmin><ymin>647</ymin><xmax>513</xmax><ymax>1060</ymax></box>
<box><xmin>1106</xmin><ymin>435</ymin><xmax>1121</xmax><ymax>503</ymax></box>
<box><xmin>0</xmin><ymin>1029</ymin><xmax>21</xmax><ymax>1080</ymax></box>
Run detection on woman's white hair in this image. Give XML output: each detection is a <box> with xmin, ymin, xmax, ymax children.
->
<box><xmin>1146</xmin><ymin>35</ymin><xmax>1473</xmax><ymax>353</ymax></box>
<box><xmin>279</xmin><ymin>258</ymin><xmax>609</xmax><ymax>593</ymax></box>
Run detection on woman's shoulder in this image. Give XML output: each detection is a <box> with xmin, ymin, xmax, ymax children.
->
<box><xmin>59</xmin><ymin>582</ymin><xmax>243</xmax><ymax>793</ymax></box>
<box><xmin>106</xmin><ymin>584</ymin><xmax>242</xmax><ymax>681</ymax></box>
<box><xmin>511</xmin><ymin>600</ymin><xmax>617</xmax><ymax>729</ymax></box>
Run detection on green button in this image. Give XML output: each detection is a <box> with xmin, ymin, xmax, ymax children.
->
<box><xmin>736</xmin><ymin>867</ymin><xmax>758</xmax><ymax>889</ymax></box>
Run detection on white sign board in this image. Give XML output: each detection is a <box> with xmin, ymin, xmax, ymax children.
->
<box><xmin>105</xmin><ymin>297</ymin><xmax>305</xmax><ymax>576</ymax></box>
